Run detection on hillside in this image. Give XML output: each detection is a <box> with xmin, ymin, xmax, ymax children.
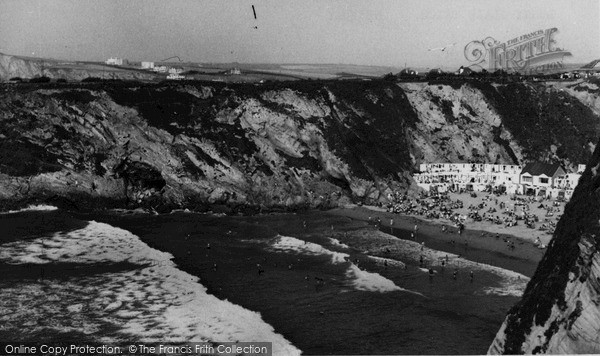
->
<box><xmin>0</xmin><ymin>79</ymin><xmax>599</xmax><ymax>213</ymax></box>
<box><xmin>488</xmin><ymin>138</ymin><xmax>600</xmax><ymax>354</ymax></box>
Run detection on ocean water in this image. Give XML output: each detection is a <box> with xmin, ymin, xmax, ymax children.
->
<box><xmin>0</xmin><ymin>208</ymin><xmax>532</xmax><ymax>355</ymax></box>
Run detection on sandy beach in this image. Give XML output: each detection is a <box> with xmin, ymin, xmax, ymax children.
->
<box><xmin>328</xmin><ymin>193</ymin><xmax>552</xmax><ymax>277</ymax></box>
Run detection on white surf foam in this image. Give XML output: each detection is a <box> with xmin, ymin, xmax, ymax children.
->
<box><xmin>269</xmin><ymin>235</ymin><xmax>421</xmax><ymax>295</ymax></box>
<box><xmin>0</xmin><ymin>204</ymin><xmax>58</xmax><ymax>214</ymax></box>
<box><xmin>346</xmin><ymin>264</ymin><xmax>423</xmax><ymax>296</ymax></box>
<box><xmin>0</xmin><ymin>221</ymin><xmax>301</xmax><ymax>355</ymax></box>
<box><xmin>353</xmin><ymin>229</ymin><xmax>530</xmax><ymax>297</ymax></box>
<box><xmin>270</xmin><ymin>235</ymin><xmax>349</xmax><ymax>264</ymax></box>
<box><xmin>328</xmin><ymin>237</ymin><xmax>349</xmax><ymax>249</ymax></box>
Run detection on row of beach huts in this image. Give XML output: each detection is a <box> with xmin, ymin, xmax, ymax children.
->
<box><xmin>415</xmin><ymin>162</ymin><xmax>585</xmax><ymax>200</ymax></box>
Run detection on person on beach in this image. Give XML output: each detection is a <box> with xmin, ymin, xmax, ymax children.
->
<box><xmin>411</xmin><ymin>232</ymin><xmax>415</xmax><ymax>240</ymax></box>
<box><xmin>257</xmin><ymin>263</ymin><xmax>264</xmax><ymax>275</ymax></box>
<box><xmin>429</xmin><ymin>268</ymin><xmax>434</xmax><ymax>282</ymax></box>
<box><xmin>453</xmin><ymin>270</ymin><xmax>457</xmax><ymax>280</ymax></box>
<box><xmin>303</xmin><ymin>220</ymin><xmax>307</xmax><ymax>229</ymax></box>
<box><xmin>390</xmin><ymin>218</ymin><xmax>394</xmax><ymax>226</ymax></box>
<box><xmin>421</xmin><ymin>241</ymin><xmax>425</xmax><ymax>251</ymax></box>
<box><xmin>419</xmin><ymin>255</ymin><xmax>424</xmax><ymax>268</ymax></box>
<box><xmin>470</xmin><ymin>270</ymin><xmax>474</xmax><ymax>282</ymax></box>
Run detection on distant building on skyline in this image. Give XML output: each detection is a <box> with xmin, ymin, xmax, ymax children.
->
<box><xmin>106</xmin><ymin>57</ymin><xmax>127</xmax><ymax>66</ymax></box>
<box><xmin>141</xmin><ymin>61</ymin><xmax>154</xmax><ymax>69</ymax></box>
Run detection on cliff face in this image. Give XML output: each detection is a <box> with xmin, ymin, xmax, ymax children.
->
<box><xmin>488</xmin><ymin>141</ymin><xmax>600</xmax><ymax>354</ymax></box>
<box><xmin>0</xmin><ymin>53</ymin><xmax>44</xmax><ymax>79</ymax></box>
<box><xmin>0</xmin><ymin>79</ymin><xmax>598</xmax><ymax>212</ymax></box>
<box><xmin>0</xmin><ymin>53</ymin><xmax>154</xmax><ymax>81</ymax></box>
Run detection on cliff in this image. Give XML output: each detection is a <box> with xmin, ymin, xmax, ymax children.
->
<box><xmin>0</xmin><ymin>79</ymin><xmax>598</xmax><ymax>212</ymax></box>
<box><xmin>0</xmin><ymin>53</ymin><xmax>154</xmax><ymax>81</ymax></box>
<box><xmin>488</xmin><ymin>138</ymin><xmax>600</xmax><ymax>354</ymax></box>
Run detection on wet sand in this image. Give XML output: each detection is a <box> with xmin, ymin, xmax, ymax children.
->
<box><xmin>330</xmin><ymin>206</ymin><xmax>545</xmax><ymax>276</ymax></box>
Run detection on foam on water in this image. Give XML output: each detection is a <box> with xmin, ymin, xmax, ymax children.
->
<box><xmin>346</xmin><ymin>264</ymin><xmax>423</xmax><ymax>296</ymax></box>
<box><xmin>355</xmin><ymin>229</ymin><xmax>530</xmax><ymax>297</ymax></box>
<box><xmin>328</xmin><ymin>237</ymin><xmax>350</xmax><ymax>249</ymax></box>
<box><xmin>270</xmin><ymin>235</ymin><xmax>421</xmax><ymax>295</ymax></box>
<box><xmin>0</xmin><ymin>204</ymin><xmax>58</xmax><ymax>214</ymax></box>
<box><xmin>270</xmin><ymin>235</ymin><xmax>349</xmax><ymax>264</ymax></box>
<box><xmin>0</xmin><ymin>221</ymin><xmax>301</xmax><ymax>355</ymax></box>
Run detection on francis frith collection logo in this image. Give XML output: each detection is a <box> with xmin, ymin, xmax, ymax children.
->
<box><xmin>464</xmin><ymin>28</ymin><xmax>571</xmax><ymax>74</ymax></box>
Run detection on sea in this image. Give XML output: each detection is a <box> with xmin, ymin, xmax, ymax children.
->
<box><xmin>0</xmin><ymin>206</ymin><xmax>536</xmax><ymax>355</ymax></box>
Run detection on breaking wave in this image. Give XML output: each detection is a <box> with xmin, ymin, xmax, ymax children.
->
<box><xmin>0</xmin><ymin>204</ymin><xmax>58</xmax><ymax>214</ymax></box>
<box><xmin>0</xmin><ymin>221</ymin><xmax>301</xmax><ymax>355</ymax></box>
<box><xmin>270</xmin><ymin>235</ymin><xmax>422</xmax><ymax>295</ymax></box>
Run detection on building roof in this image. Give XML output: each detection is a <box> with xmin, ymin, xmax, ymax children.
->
<box><xmin>521</xmin><ymin>162</ymin><xmax>563</xmax><ymax>176</ymax></box>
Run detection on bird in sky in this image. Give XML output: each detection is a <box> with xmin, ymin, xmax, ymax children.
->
<box><xmin>428</xmin><ymin>43</ymin><xmax>457</xmax><ymax>52</ymax></box>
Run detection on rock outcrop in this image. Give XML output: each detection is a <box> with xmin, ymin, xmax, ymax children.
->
<box><xmin>0</xmin><ymin>79</ymin><xmax>598</xmax><ymax>212</ymax></box>
<box><xmin>0</xmin><ymin>53</ymin><xmax>155</xmax><ymax>81</ymax></box>
<box><xmin>488</xmin><ymin>139</ymin><xmax>600</xmax><ymax>354</ymax></box>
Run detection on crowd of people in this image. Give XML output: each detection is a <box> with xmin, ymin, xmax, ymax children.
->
<box><xmin>382</xmin><ymin>190</ymin><xmax>562</xmax><ymax>237</ymax></box>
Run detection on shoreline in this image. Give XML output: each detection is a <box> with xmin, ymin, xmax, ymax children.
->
<box><xmin>328</xmin><ymin>205</ymin><xmax>546</xmax><ymax>277</ymax></box>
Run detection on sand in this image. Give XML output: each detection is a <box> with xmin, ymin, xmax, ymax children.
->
<box><xmin>329</xmin><ymin>196</ymin><xmax>549</xmax><ymax>277</ymax></box>
<box><xmin>342</xmin><ymin>191</ymin><xmax>564</xmax><ymax>244</ymax></box>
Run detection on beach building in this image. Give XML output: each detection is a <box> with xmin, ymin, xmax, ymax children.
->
<box><xmin>153</xmin><ymin>65</ymin><xmax>168</xmax><ymax>73</ymax></box>
<box><xmin>414</xmin><ymin>162</ymin><xmax>583</xmax><ymax>199</ymax></box>
<box><xmin>141</xmin><ymin>61</ymin><xmax>154</xmax><ymax>69</ymax></box>
<box><xmin>519</xmin><ymin>162</ymin><xmax>566</xmax><ymax>197</ymax></box>
<box><xmin>415</xmin><ymin>163</ymin><xmax>522</xmax><ymax>193</ymax></box>
<box><xmin>106</xmin><ymin>57</ymin><xmax>126</xmax><ymax>66</ymax></box>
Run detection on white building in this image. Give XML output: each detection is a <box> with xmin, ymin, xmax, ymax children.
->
<box><xmin>166</xmin><ymin>73</ymin><xmax>185</xmax><ymax>80</ymax></box>
<box><xmin>414</xmin><ymin>162</ymin><xmax>583</xmax><ymax>199</ymax></box>
<box><xmin>153</xmin><ymin>65</ymin><xmax>168</xmax><ymax>73</ymax></box>
<box><xmin>106</xmin><ymin>57</ymin><xmax>126</xmax><ymax>66</ymax></box>
<box><xmin>141</xmin><ymin>61</ymin><xmax>155</xmax><ymax>69</ymax></box>
<box><xmin>519</xmin><ymin>162</ymin><xmax>566</xmax><ymax>194</ymax></box>
<box><xmin>168</xmin><ymin>67</ymin><xmax>184</xmax><ymax>74</ymax></box>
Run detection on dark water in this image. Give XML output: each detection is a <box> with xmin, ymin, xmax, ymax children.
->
<box><xmin>91</xmin><ymin>211</ymin><xmax>524</xmax><ymax>355</ymax></box>
<box><xmin>0</xmin><ymin>210</ymin><xmax>530</xmax><ymax>354</ymax></box>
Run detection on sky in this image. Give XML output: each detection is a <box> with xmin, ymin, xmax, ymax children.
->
<box><xmin>0</xmin><ymin>0</ymin><xmax>598</xmax><ymax>69</ymax></box>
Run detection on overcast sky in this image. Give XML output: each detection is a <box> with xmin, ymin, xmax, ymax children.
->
<box><xmin>0</xmin><ymin>0</ymin><xmax>598</xmax><ymax>69</ymax></box>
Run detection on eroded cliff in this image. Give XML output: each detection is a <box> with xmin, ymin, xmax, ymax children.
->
<box><xmin>489</xmin><ymin>139</ymin><xmax>600</xmax><ymax>354</ymax></box>
<box><xmin>0</xmin><ymin>79</ymin><xmax>598</xmax><ymax>212</ymax></box>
